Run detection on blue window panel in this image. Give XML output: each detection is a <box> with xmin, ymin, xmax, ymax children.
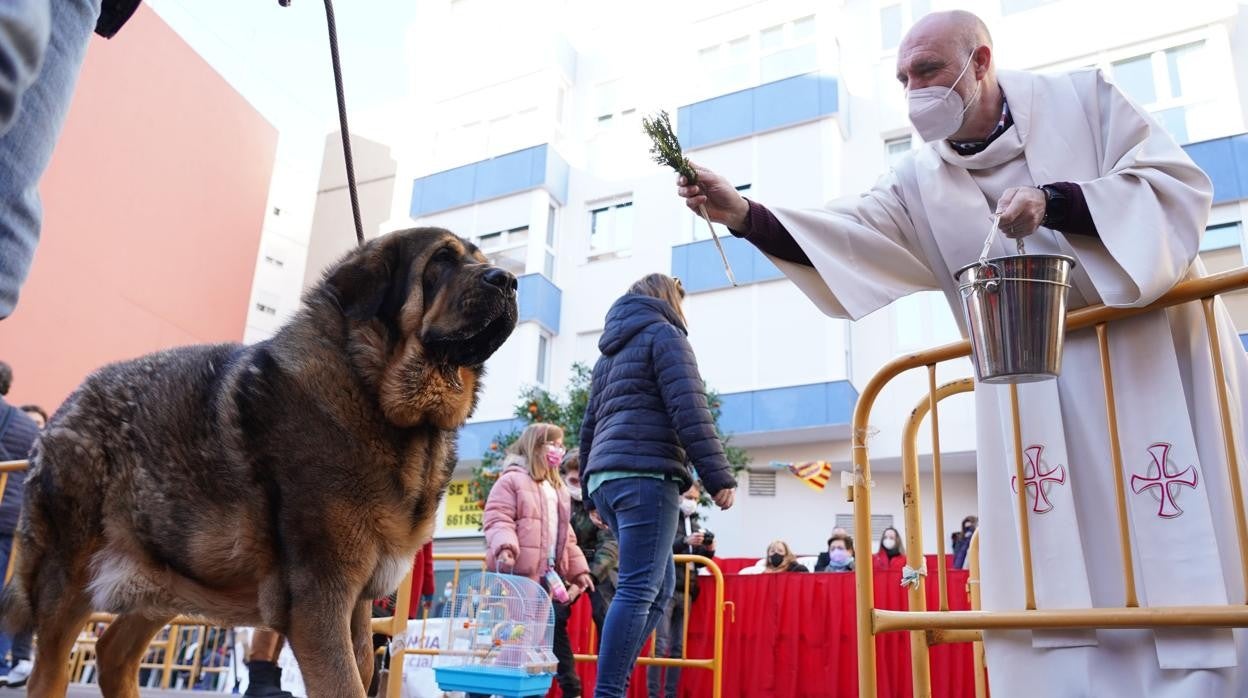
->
<box><xmin>681</xmin><ymin>90</ymin><xmax>754</xmax><ymax>150</ymax></box>
<box><xmin>715</xmin><ymin>391</ymin><xmax>754</xmax><ymax>436</ymax></box>
<box><xmin>677</xmin><ymin>72</ymin><xmax>839</xmax><ymax>150</ymax></box>
<box><xmin>670</xmin><ymin>244</ymin><xmax>690</xmax><ymax>287</ymax></box>
<box><xmin>1183</xmin><ymin>134</ymin><xmax>1248</xmax><ymax>205</ymax></box>
<box><xmin>825</xmin><ymin>380</ymin><xmax>858</xmax><ymax>426</ymax></box>
<box><xmin>517</xmin><ymin>273</ymin><xmax>562</xmax><ymax>335</ymax></box>
<box><xmin>753</xmin><ymin>75</ymin><xmax>822</xmax><ymax>134</ymax></box>
<box><xmin>474</xmin><ymin>147</ymin><xmax>540</xmax><ymax>202</ymax></box>
<box><xmin>1241</xmin><ymin>333</ymin><xmax>1248</xmax><ymax>352</ymax></box>
<box><xmin>410</xmin><ymin>163</ymin><xmax>476</xmax><ymax>217</ymax></box>
<box><xmin>672</xmin><ymin>236</ymin><xmax>787</xmax><ymax>292</ymax></box>
<box><xmin>752</xmin><ymin>383</ymin><xmax>829</xmax><ymax>431</ymax></box>
<box><xmin>410</xmin><ymin>144</ymin><xmax>569</xmax><ymax>217</ymax></box>
<box><xmin>716</xmin><ymin>380</ymin><xmax>859</xmax><ymax>435</ymax></box>
<box><xmin>457</xmin><ymin>418</ymin><xmax>527</xmax><ymax>460</ymax></box>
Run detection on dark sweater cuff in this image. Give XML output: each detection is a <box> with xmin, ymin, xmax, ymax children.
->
<box><xmin>729</xmin><ymin>199</ymin><xmax>813</xmax><ymax>267</ymax></box>
<box><xmin>1045</xmin><ymin>182</ymin><xmax>1098</xmax><ymax>237</ymax></box>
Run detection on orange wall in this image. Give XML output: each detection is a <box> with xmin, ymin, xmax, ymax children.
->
<box><xmin>0</xmin><ymin>7</ymin><xmax>277</xmax><ymax>411</ymax></box>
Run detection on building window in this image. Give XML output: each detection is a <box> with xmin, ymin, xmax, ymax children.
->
<box><xmin>886</xmin><ymin>135</ymin><xmax>913</xmax><ymax>168</ymax></box>
<box><xmin>759</xmin><ymin>15</ymin><xmax>818</xmax><ymax>83</ymax></box>
<box><xmin>536</xmin><ymin>333</ymin><xmax>551</xmax><ymax>385</ymax></box>
<box><xmin>544</xmin><ymin>204</ymin><xmax>558</xmax><ymax>279</ymax></box>
<box><xmin>1001</xmin><ymin>0</ymin><xmax>1058</xmax><ymax>14</ymax></box>
<box><xmin>1200</xmin><ymin>222</ymin><xmax>1242</xmax><ymax>253</ymax></box>
<box><xmin>692</xmin><ymin>184</ymin><xmax>751</xmax><ymax>242</ymax></box>
<box><xmin>475</xmin><ymin>226</ymin><xmax>529</xmax><ymax>275</ymax></box>
<box><xmin>699</xmin><ymin>35</ymin><xmax>752</xmax><ymax>95</ymax></box>
<box><xmin>1109</xmin><ymin>41</ymin><xmax>1211</xmax><ymax>144</ymax></box>
<box><xmin>254</xmin><ymin>291</ymin><xmax>281</xmax><ymax>317</ymax></box>
<box><xmin>589</xmin><ymin>200</ymin><xmax>633</xmax><ymax>259</ymax></box>
<box><xmin>880</xmin><ymin>1</ymin><xmax>930</xmax><ymax>52</ymax></box>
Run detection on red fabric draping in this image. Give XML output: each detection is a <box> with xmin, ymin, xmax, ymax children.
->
<box><xmin>546</xmin><ymin>569</ymin><xmax>976</xmax><ymax>697</ymax></box>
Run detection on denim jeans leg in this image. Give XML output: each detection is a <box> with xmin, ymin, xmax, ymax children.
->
<box><xmin>590</xmin><ymin>477</ymin><xmax>679</xmax><ymax>698</ymax></box>
<box><xmin>0</xmin><ymin>0</ymin><xmax>100</xmax><ymax>318</ymax></box>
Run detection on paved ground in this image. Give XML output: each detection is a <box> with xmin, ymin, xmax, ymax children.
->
<box><xmin>67</xmin><ymin>686</ymin><xmax>198</xmax><ymax>697</ymax></box>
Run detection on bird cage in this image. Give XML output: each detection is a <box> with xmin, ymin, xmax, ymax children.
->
<box><xmin>433</xmin><ymin>571</ymin><xmax>557</xmax><ymax>698</ymax></box>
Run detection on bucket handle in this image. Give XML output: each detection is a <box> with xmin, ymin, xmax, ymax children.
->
<box><xmin>977</xmin><ymin>214</ymin><xmax>1026</xmax><ymax>266</ymax></box>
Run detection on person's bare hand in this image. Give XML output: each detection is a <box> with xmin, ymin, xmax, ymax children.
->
<box><xmin>589</xmin><ymin>510</ymin><xmax>607</xmax><ymax>530</ymax></box>
<box><xmin>573</xmin><ymin>573</ymin><xmax>595</xmax><ymax>593</ymax></box>
<box><xmin>497</xmin><ymin>549</ymin><xmax>515</xmax><ymax>568</ymax></box>
<box><xmin>713</xmin><ymin>488</ymin><xmax>736</xmax><ymax>510</ymax></box>
<box><xmin>996</xmin><ymin>186</ymin><xmax>1047</xmax><ymax>239</ymax></box>
<box><xmin>686</xmin><ymin>532</ymin><xmax>705</xmax><ymax>546</ymax></box>
<box><xmin>676</xmin><ymin>162</ymin><xmax>750</xmax><ymax>230</ymax></box>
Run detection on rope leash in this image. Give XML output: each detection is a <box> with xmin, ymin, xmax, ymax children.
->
<box><xmin>280</xmin><ymin>0</ymin><xmax>365</xmax><ymax>247</ymax></box>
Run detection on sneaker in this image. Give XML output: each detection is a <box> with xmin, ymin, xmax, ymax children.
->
<box><xmin>3</xmin><ymin>660</ymin><xmax>32</xmax><ymax>688</ymax></box>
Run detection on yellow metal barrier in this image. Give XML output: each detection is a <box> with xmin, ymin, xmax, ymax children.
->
<box><xmin>373</xmin><ymin>552</ymin><xmax>728</xmax><ymax>698</ymax></box>
<box><xmin>852</xmin><ymin>266</ymin><xmax>1248</xmax><ymax>697</ymax></box>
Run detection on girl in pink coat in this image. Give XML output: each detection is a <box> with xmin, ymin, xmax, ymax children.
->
<box><xmin>483</xmin><ymin>423</ymin><xmax>593</xmax><ymax>697</ymax></box>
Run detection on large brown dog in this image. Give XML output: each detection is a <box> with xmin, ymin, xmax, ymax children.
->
<box><xmin>2</xmin><ymin>228</ymin><xmax>518</xmax><ymax>697</ymax></box>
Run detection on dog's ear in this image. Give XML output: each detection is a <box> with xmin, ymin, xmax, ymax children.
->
<box><xmin>324</xmin><ymin>236</ymin><xmax>406</xmax><ymax>322</ymax></box>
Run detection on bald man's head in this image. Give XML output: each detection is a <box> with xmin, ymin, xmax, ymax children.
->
<box><xmin>895</xmin><ymin>10</ymin><xmax>1002</xmax><ymax>142</ymax></box>
<box><xmin>896</xmin><ymin>10</ymin><xmax>994</xmax><ymax>90</ymax></box>
<box><xmin>904</xmin><ymin>10</ymin><xmax>992</xmax><ymax>57</ymax></box>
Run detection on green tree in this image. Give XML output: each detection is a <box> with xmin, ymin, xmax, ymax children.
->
<box><xmin>467</xmin><ymin>362</ymin><xmax>749</xmax><ymax>510</ymax></box>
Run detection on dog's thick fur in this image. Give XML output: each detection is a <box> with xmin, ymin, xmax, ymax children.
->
<box><xmin>3</xmin><ymin>228</ymin><xmax>517</xmax><ymax>698</ymax></box>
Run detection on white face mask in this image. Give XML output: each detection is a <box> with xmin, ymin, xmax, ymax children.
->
<box><xmin>568</xmin><ymin>487</ymin><xmax>583</xmax><ymax>502</ymax></box>
<box><xmin>882</xmin><ymin>538</ymin><xmax>897</xmax><ymax>551</ymax></box>
<box><xmin>906</xmin><ymin>51</ymin><xmax>981</xmax><ymax>142</ymax></box>
<box><xmin>679</xmin><ymin>498</ymin><xmax>698</xmax><ymax>516</ymax></box>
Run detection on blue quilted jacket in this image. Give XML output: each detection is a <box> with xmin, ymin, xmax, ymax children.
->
<box><xmin>579</xmin><ymin>294</ymin><xmax>736</xmax><ymax>504</ymax></box>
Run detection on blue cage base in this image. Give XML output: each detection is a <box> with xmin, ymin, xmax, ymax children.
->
<box><xmin>434</xmin><ymin>666</ymin><xmax>556</xmax><ymax>697</ymax></box>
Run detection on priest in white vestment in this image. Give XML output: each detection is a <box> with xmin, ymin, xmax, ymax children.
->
<box><xmin>677</xmin><ymin>10</ymin><xmax>1248</xmax><ymax>697</ymax></box>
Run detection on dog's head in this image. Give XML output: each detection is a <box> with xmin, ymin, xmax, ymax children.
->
<box><xmin>320</xmin><ymin>227</ymin><xmax>518</xmax><ymax>427</ymax></box>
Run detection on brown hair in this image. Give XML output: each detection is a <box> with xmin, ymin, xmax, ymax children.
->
<box><xmin>764</xmin><ymin>540</ymin><xmax>798</xmax><ymax>573</ymax></box>
<box><xmin>878</xmin><ymin>526</ymin><xmax>904</xmax><ymax>556</ymax></box>
<box><xmin>629</xmin><ymin>273</ymin><xmax>687</xmax><ymax>327</ymax></box>
<box><xmin>508</xmin><ymin>423</ymin><xmax>565</xmax><ymax>488</ymax></box>
<box><xmin>828</xmin><ymin>532</ymin><xmax>854</xmax><ymax>554</ymax></box>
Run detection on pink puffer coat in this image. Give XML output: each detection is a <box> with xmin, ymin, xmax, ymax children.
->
<box><xmin>483</xmin><ymin>459</ymin><xmax>590</xmax><ymax>583</ymax></box>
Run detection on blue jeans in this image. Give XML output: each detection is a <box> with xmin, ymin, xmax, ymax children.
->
<box><xmin>0</xmin><ymin>535</ymin><xmax>30</xmax><ymax>665</ymax></box>
<box><xmin>590</xmin><ymin>477</ymin><xmax>679</xmax><ymax>698</ymax></box>
<box><xmin>0</xmin><ymin>0</ymin><xmax>100</xmax><ymax>319</ymax></box>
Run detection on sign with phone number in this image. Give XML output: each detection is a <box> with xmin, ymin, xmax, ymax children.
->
<box><xmin>443</xmin><ymin>480</ymin><xmax>483</xmax><ymax>530</ymax></box>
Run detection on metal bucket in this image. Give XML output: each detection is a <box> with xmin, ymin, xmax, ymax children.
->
<box><xmin>955</xmin><ymin>254</ymin><xmax>1076</xmax><ymax>384</ymax></box>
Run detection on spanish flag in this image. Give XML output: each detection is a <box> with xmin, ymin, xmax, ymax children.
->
<box><xmin>772</xmin><ymin>460</ymin><xmax>833</xmax><ymax>492</ymax></box>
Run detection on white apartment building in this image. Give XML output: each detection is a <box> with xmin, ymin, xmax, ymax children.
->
<box><xmin>286</xmin><ymin>0</ymin><xmax>1248</xmax><ymax>560</ymax></box>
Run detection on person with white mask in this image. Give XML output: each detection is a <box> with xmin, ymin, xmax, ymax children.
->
<box><xmin>676</xmin><ymin>9</ymin><xmax>1248</xmax><ymax>698</ymax></box>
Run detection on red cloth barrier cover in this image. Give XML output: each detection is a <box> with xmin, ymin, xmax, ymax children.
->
<box><xmin>547</xmin><ymin>568</ymin><xmax>976</xmax><ymax>697</ymax></box>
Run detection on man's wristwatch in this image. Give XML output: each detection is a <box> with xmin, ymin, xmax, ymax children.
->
<box><xmin>1038</xmin><ymin>184</ymin><xmax>1067</xmax><ymax>229</ymax></box>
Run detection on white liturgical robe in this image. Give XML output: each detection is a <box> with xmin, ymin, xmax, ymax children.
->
<box><xmin>767</xmin><ymin>68</ymin><xmax>1248</xmax><ymax>696</ymax></box>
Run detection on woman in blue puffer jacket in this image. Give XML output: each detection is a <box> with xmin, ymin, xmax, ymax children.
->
<box><xmin>579</xmin><ymin>273</ymin><xmax>737</xmax><ymax>698</ymax></box>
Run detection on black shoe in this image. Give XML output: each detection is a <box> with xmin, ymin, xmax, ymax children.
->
<box><xmin>245</xmin><ymin>660</ymin><xmax>295</xmax><ymax>698</ymax></box>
